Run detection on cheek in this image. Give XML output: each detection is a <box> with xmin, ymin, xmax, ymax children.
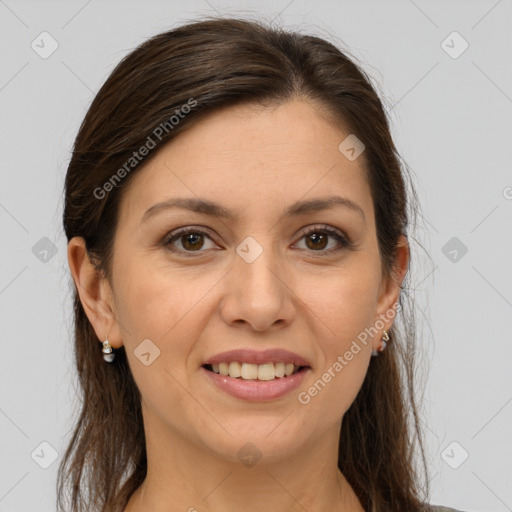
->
<box><xmin>112</xmin><ymin>257</ymin><xmax>225</xmax><ymax>403</ymax></box>
<box><xmin>111</xmin><ymin>261</ymin><xmax>212</xmax><ymax>423</ymax></box>
<box><xmin>303</xmin><ymin>261</ymin><xmax>381</xmax><ymax>344</ymax></box>
<box><xmin>113</xmin><ymin>257</ymin><xmax>212</xmax><ymax>342</ymax></box>
<box><xmin>296</xmin><ymin>265</ymin><xmax>379</xmax><ymax>420</ymax></box>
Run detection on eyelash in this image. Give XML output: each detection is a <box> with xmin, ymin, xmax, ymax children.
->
<box><xmin>163</xmin><ymin>224</ymin><xmax>352</xmax><ymax>257</ymax></box>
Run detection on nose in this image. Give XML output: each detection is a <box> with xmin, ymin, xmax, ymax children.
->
<box><xmin>219</xmin><ymin>240</ymin><xmax>296</xmax><ymax>332</ymax></box>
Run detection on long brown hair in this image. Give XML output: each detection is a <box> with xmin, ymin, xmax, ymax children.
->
<box><xmin>59</xmin><ymin>15</ymin><xmax>429</xmax><ymax>512</ymax></box>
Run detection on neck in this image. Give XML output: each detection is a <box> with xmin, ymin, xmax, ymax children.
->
<box><xmin>123</xmin><ymin>416</ymin><xmax>364</xmax><ymax>512</ymax></box>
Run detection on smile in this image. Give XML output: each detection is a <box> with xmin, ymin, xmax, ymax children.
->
<box><xmin>201</xmin><ymin>364</ymin><xmax>310</xmax><ymax>402</ymax></box>
<box><xmin>204</xmin><ymin>361</ymin><xmax>304</xmax><ymax>380</ymax></box>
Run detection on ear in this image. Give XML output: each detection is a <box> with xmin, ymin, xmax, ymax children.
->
<box><xmin>67</xmin><ymin>237</ymin><xmax>123</xmax><ymax>348</ymax></box>
<box><xmin>372</xmin><ymin>234</ymin><xmax>409</xmax><ymax>351</ymax></box>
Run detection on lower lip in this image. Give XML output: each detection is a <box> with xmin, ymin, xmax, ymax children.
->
<box><xmin>201</xmin><ymin>366</ymin><xmax>310</xmax><ymax>402</ymax></box>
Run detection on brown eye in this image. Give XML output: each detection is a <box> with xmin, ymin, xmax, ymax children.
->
<box><xmin>165</xmin><ymin>228</ymin><xmax>217</xmax><ymax>254</ymax></box>
<box><xmin>305</xmin><ymin>232</ymin><xmax>329</xmax><ymax>251</ymax></box>
<box><xmin>295</xmin><ymin>225</ymin><xmax>350</xmax><ymax>255</ymax></box>
<box><xmin>180</xmin><ymin>232</ymin><xmax>205</xmax><ymax>251</ymax></box>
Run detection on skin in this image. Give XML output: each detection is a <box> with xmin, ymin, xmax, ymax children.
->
<box><xmin>68</xmin><ymin>98</ymin><xmax>409</xmax><ymax>512</ymax></box>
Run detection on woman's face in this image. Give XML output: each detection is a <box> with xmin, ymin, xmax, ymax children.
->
<box><xmin>103</xmin><ymin>98</ymin><xmax>405</xmax><ymax>464</ymax></box>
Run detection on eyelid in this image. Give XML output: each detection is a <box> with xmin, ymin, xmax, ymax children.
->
<box><xmin>299</xmin><ymin>223</ymin><xmax>347</xmax><ymax>239</ymax></box>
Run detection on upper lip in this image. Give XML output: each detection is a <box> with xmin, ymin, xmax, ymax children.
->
<box><xmin>203</xmin><ymin>348</ymin><xmax>311</xmax><ymax>367</ymax></box>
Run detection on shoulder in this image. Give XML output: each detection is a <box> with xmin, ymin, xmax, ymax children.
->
<box><xmin>427</xmin><ymin>506</ymin><xmax>466</xmax><ymax>512</ymax></box>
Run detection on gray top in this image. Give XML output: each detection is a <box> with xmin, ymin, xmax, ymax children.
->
<box><xmin>429</xmin><ymin>506</ymin><xmax>465</xmax><ymax>512</ymax></box>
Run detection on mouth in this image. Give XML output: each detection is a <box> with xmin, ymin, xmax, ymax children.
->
<box><xmin>202</xmin><ymin>362</ymin><xmax>309</xmax><ymax>381</ymax></box>
<box><xmin>201</xmin><ymin>361</ymin><xmax>311</xmax><ymax>402</ymax></box>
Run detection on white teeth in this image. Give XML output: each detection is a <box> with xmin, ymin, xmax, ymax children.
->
<box><xmin>228</xmin><ymin>362</ymin><xmax>241</xmax><ymax>378</ymax></box>
<box><xmin>285</xmin><ymin>363</ymin><xmax>295</xmax><ymax>376</ymax></box>
<box><xmin>257</xmin><ymin>363</ymin><xmax>274</xmax><ymax>381</ymax></box>
<box><xmin>274</xmin><ymin>362</ymin><xmax>285</xmax><ymax>378</ymax></box>
<box><xmin>241</xmin><ymin>363</ymin><xmax>258</xmax><ymax>379</ymax></box>
<box><xmin>208</xmin><ymin>361</ymin><xmax>302</xmax><ymax>380</ymax></box>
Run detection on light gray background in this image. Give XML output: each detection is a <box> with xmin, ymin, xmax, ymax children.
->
<box><xmin>1</xmin><ymin>1</ymin><xmax>511</xmax><ymax>511</ymax></box>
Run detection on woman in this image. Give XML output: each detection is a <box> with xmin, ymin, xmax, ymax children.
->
<box><xmin>58</xmin><ymin>16</ymin><xmax>464</xmax><ymax>512</ymax></box>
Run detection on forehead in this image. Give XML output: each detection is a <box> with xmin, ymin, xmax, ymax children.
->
<box><xmin>119</xmin><ymin>99</ymin><xmax>374</xmax><ymax>225</ymax></box>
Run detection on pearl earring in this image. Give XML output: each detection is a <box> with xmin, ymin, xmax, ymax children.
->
<box><xmin>102</xmin><ymin>337</ymin><xmax>115</xmax><ymax>363</ymax></box>
<box><xmin>371</xmin><ymin>330</ymin><xmax>389</xmax><ymax>357</ymax></box>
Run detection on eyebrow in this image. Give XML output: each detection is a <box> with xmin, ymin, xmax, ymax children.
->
<box><xmin>141</xmin><ymin>195</ymin><xmax>365</xmax><ymax>224</ymax></box>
